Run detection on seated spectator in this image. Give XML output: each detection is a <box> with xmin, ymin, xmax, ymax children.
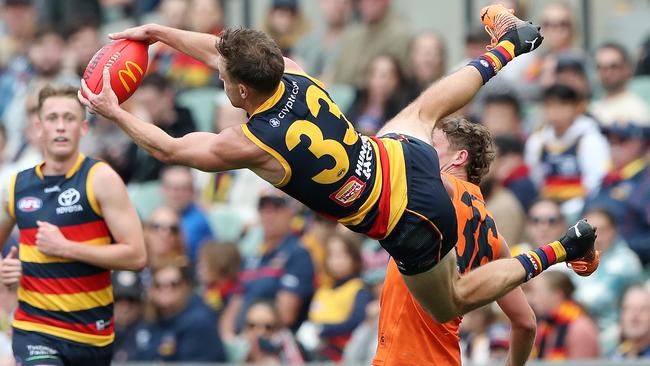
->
<box><xmin>112</xmin><ymin>271</ymin><xmax>145</xmax><ymax>362</ymax></box>
<box><xmin>242</xmin><ymin>300</ymin><xmax>305</xmax><ymax>365</ymax></box>
<box><xmin>585</xmin><ymin>121</ymin><xmax>650</xmax><ymax>265</ymax></box>
<box><xmin>197</xmin><ymin>241</ymin><xmax>243</xmax><ymax>340</ymax></box>
<box><xmin>116</xmin><ymin>73</ymin><xmax>197</xmax><ymax>183</ymax></box>
<box><xmin>346</xmin><ymin>54</ymin><xmax>410</xmax><ymax>135</ymax></box>
<box><xmin>292</xmin><ymin>0</ymin><xmax>352</xmax><ymax>78</ymax></box>
<box><xmin>147</xmin><ymin>0</ymin><xmax>216</xmax><ymax>89</ymax></box>
<box><xmin>263</xmin><ymin>0</ymin><xmax>310</xmax><ymax>56</ymax></box>
<box><xmin>612</xmin><ymin>286</ymin><xmax>650</xmax><ymax>360</ymax></box>
<box><xmin>407</xmin><ymin>31</ymin><xmax>446</xmax><ymax>97</ymax></box>
<box><xmin>527</xmin><ymin>271</ymin><xmax>600</xmax><ymax>360</ymax></box>
<box><xmin>554</xmin><ymin>54</ymin><xmax>591</xmax><ymax>113</ymax></box>
<box><xmin>135</xmin><ymin>261</ymin><xmax>225</xmax><ymax>362</ymax></box>
<box><xmin>301</xmin><ymin>233</ymin><xmax>370</xmax><ymax>361</ymax></box>
<box><xmin>299</xmin><ymin>214</ymin><xmax>338</xmax><ymax>288</ymax></box>
<box><xmin>64</xmin><ymin>22</ymin><xmax>101</xmax><ymax>78</ymax></box>
<box><xmin>327</xmin><ymin>0</ymin><xmax>410</xmax><ymax>87</ymax></box>
<box><xmin>342</xmin><ymin>238</ymin><xmax>388</xmax><ymax>365</ymax></box>
<box><xmin>591</xmin><ymin>42</ymin><xmax>650</xmax><ymax>127</ymax></box>
<box><xmin>161</xmin><ymin>165</ymin><xmax>214</xmax><ymax>264</ymax></box>
<box><xmin>0</xmin><ymin>0</ymin><xmax>36</xmax><ymax>69</ymax></box>
<box><xmin>460</xmin><ymin>304</ymin><xmax>509</xmax><ymax>364</ymax></box>
<box><xmin>235</xmin><ymin>190</ymin><xmax>315</xmax><ymax>333</ymax></box>
<box><xmin>512</xmin><ymin>199</ymin><xmax>566</xmax><ymax>255</ymax></box>
<box><xmin>525</xmin><ymin>84</ymin><xmax>610</xmax><ymax>210</ymax></box>
<box><xmin>479</xmin><ymin>176</ymin><xmax>526</xmax><ymax>246</ymax></box>
<box><xmin>480</xmin><ymin>92</ymin><xmax>525</xmax><ymax>139</ymax></box>
<box><xmin>144</xmin><ymin>206</ymin><xmax>187</xmax><ymax>271</ymax></box>
<box><xmin>492</xmin><ymin>135</ymin><xmax>538</xmax><ymax>212</ymax></box>
<box><xmin>572</xmin><ymin>208</ymin><xmax>643</xmax><ymax>352</ymax></box>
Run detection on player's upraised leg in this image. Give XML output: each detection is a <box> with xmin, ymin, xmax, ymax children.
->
<box><xmin>403</xmin><ymin>220</ymin><xmax>597</xmax><ymax>323</ymax></box>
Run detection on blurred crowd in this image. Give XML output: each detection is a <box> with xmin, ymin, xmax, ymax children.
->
<box><xmin>1</xmin><ymin>0</ymin><xmax>650</xmax><ymax>364</ymax></box>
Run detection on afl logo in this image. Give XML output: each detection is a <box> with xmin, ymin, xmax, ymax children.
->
<box><xmin>58</xmin><ymin>188</ymin><xmax>80</xmax><ymax>207</ymax></box>
<box><xmin>18</xmin><ymin>197</ymin><xmax>42</xmax><ymax>212</ymax></box>
<box><xmin>269</xmin><ymin>118</ymin><xmax>280</xmax><ymax>128</ymax></box>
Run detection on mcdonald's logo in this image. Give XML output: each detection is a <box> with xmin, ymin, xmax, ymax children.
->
<box><xmin>117</xmin><ymin>61</ymin><xmax>144</xmax><ymax>93</ymax></box>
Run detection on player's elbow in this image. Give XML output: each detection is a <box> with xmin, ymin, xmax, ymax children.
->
<box><xmin>126</xmin><ymin>248</ymin><xmax>147</xmax><ymax>272</ymax></box>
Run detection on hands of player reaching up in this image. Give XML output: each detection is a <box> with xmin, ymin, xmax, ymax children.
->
<box><xmin>78</xmin><ymin>68</ymin><xmax>121</xmax><ymax>120</ymax></box>
<box><xmin>35</xmin><ymin>221</ymin><xmax>71</xmax><ymax>258</ymax></box>
<box><xmin>1</xmin><ymin>246</ymin><xmax>21</xmax><ymax>288</ymax></box>
<box><xmin>108</xmin><ymin>23</ymin><xmax>160</xmax><ymax>45</ymax></box>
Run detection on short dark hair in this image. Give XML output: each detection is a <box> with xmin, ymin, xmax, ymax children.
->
<box><xmin>494</xmin><ymin>135</ymin><xmax>524</xmax><ymax>156</ymax></box>
<box><xmin>542</xmin><ymin>83</ymin><xmax>580</xmax><ymax>103</ymax></box>
<box><xmin>483</xmin><ymin>92</ymin><xmax>521</xmax><ymax>118</ymax></box>
<box><xmin>435</xmin><ymin>117</ymin><xmax>495</xmax><ymax>185</ymax></box>
<box><xmin>543</xmin><ymin>270</ymin><xmax>575</xmax><ymax>299</ymax></box>
<box><xmin>37</xmin><ymin>84</ymin><xmax>84</xmax><ymax>114</ymax></box>
<box><xmin>140</xmin><ymin>73</ymin><xmax>173</xmax><ymax>92</ymax></box>
<box><xmin>217</xmin><ymin>27</ymin><xmax>284</xmax><ymax>95</ymax></box>
<box><xmin>598</xmin><ymin>42</ymin><xmax>630</xmax><ymax>65</ymax></box>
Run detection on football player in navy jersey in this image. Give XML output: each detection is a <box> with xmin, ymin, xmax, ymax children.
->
<box><xmin>80</xmin><ymin>5</ymin><xmax>596</xmax><ymax>326</ymax></box>
<box><xmin>0</xmin><ymin>85</ymin><xmax>146</xmax><ymax>366</ymax></box>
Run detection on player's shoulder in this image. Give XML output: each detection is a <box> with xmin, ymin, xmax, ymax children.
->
<box><xmin>88</xmin><ymin>161</ymin><xmax>125</xmax><ymax>190</ymax></box>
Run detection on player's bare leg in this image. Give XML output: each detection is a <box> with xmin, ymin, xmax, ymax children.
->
<box><xmin>404</xmin><ymin>219</ymin><xmax>597</xmax><ymax>323</ymax></box>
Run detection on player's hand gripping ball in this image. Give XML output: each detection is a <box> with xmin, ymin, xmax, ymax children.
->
<box><xmin>82</xmin><ymin>39</ymin><xmax>149</xmax><ymax>104</ymax></box>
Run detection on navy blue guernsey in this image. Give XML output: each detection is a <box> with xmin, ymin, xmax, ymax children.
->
<box><xmin>9</xmin><ymin>154</ymin><xmax>115</xmax><ymax>346</ymax></box>
<box><xmin>241</xmin><ymin>72</ymin><xmax>383</xmax><ymax>223</ymax></box>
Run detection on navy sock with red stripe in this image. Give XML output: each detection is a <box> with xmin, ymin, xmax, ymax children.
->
<box><xmin>515</xmin><ymin>241</ymin><xmax>567</xmax><ymax>281</ymax></box>
<box><xmin>467</xmin><ymin>40</ymin><xmax>516</xmax><ymax>84</ymax></box>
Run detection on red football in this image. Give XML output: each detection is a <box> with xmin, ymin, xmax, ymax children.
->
<box><xmin>82</xmin><ymin>39</ymin><xmax>149</xmax><ymax>104</ymax></box>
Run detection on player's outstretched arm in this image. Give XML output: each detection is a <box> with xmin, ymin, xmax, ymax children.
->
<box><xmin>35</xmin><ymin>164</ymin><xmax>146</xmax><ymax>271</ymax></box>
<box><xmin>495</xmin><ymin>240</ymin><xmax>536</xmax><ymax>366</ymax></box>
<box><xmin>109</xmin><ymin>24</ymin><xmax>220</xmax><ymax>69</ymax></box>
<box><xmin>79</xmin><ymin>69</ymin><xmax>255</xmax><ymax>172</ymax></box>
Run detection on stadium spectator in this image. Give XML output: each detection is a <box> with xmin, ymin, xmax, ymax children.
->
<box><xmin>407</xmin><ymin>31</ymin><xmax>446</xmax><ymax>97</ymax></box>
<box><xmin>241</xmin><ymin>300</ymin><xmax>305</xmax><ymax>364</ymax></box>
<box><xmin>112</xmin><ymin>270</ymin><xmax>145</xmax><ymax>362</ymax></box>
<box><xmin>293</xmin><ymin>0</ymin><xmax>352</xmax><ymax>77</ymax></box>
<box><xmin>143</xmin><ymin>206</ymin><xmax>187</xmax><ymax>271</ymax></box>
<box><xmin>525</xmin><ymin>84</ymin><xmax>610</xmax><ymax>209</ymax></box>
<box><xmin>0</xmin><ymin>282</ymin><xmax>12</xmax><ymax>366</ymax></box>
<box><xmin>585</xmin><ymin>120</ymin><xmax>650</xmax><ymax>265</ymax></box>
<box><xmin>591</xmin><ymin>42</ymin><xmax>650</xmax><ymax>127</ymax></box>
<box><xmin>35</xmin><ymin>0</ymin><xmax>100</xmax><ymax>35</ymax></box>
<box><xmin>262</xmin><ymin>0</ymin><xmax>310</xmax><ymax>57</ymax></box>
<box><xmin>479</xmin><ymin>175</ymin><xmax>526</xmax><ymax>246</ymax></box>
<box><xmin>612</xmin><ymin>286</ymin><xmax>650</xmax><ymax>359</ymax></box>
<box><xmin>554</xmin><ymin>54</ymin><xmax>591</xmax><ymax>113</ymax></box>
<box><xmin>492</xmin><ymin>135</ymin><xmax>538</xmax><ymax>212</ymax></box>
<box><xmin>64</xmin><ymin>22</ymin><xmax>102</xmax><ymax>78</ymax></box>
<box><xmin>135</xmin><ymin>261</ymin><xmax>226</xmax><ymax>362</ymax></box>
<box><xmin>346</xmin><ymin>54</ymin><xmax>410</xmax><ymax>135</ymax></box>
<box><xmin>571</xmin><ymin>208</ymin><xmax>643</xmax><ymax>353</ymax></box>
<box><xmin>235</xmin><ymin>190</ymin><xmax>315</xmax><ymax>333</ymax></box>
<box><xmin>459</xmin><ymin>305</ymin><xmax>509</xmax><ymax>364</ymax></box>
<box><xmin>196</xmin><ymin>241</ymin><xmax>243</xmax><ymax>340</ymax></box>
<box><xmin>327</xmin><ymin>0</ymin><xmax>410</xmax><ymax>87</ymax></box>
<box><xmin>513</xmin><ymin>199</ymin><xmax>567</xmax><ymax>254</ymax></box>
<box><xmin>161</xmin><ymin>165</ymin><xmax>214</xmax><ymax>264</ymax></box>
<box><xmin>0</xmin><ymin>0</ymin><xmax>37</xmax><ymax>69</ymax></box>
<box><xmin>533</xmin><ymin>2</ymin><xmax>582</xmax><ymax>88</ymax></box>
<box><xmin>301</xmin><ymin>233</ymin><xmax>370</xmax><ymax>361</ymax></box>
<box><xmin>0</xmin><ymin>28</ymin><xmax>78</xmax><ymax>157</ymax></box>
<box><xmin>480</xmin><ymin>92</ymin><xmax>525</xmax><ymax>140</ymax></box>
<box><xmin>116</xmin><ymin>73</ymin><xmax>197</xmax><ymax>183</ymax></box>
<box><xmin>299</xmin><ymin>214</ymin><xmax>338</xmax><ymax>288</ymax></box>
<box><xmin>527</xmin><ymin>271</ymin><xmax>600</xmax><ymax>360</ymax></box>
<box><xmin>165</xmin><ymin>0</ymin><xmax>222</xmax><ymax>88</ymax></box>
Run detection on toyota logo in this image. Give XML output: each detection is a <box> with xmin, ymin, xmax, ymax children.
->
<box><xmin>58</xmin><ymin>188</ymin><xmax>80</xmax><ymax>207</ymax></box>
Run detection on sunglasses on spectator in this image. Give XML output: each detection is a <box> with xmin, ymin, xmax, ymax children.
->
<box><xmin>596</xmin><ymin>62</ymin><xmax>625</xmax><ymax>71</ymax></box>
<box><xmin>245</xmin><ymin>321</ymin><xmax>276</xmax><ymax>332</ymax></box>
<box><xmin>153</xmin><ymin>279</ymin><xmax>183</xmax><ymax>290</ymax></box>
<box><xmin>529</xmin><ymin>216</ymin><xmax>562</xmax><ymax>225</ymax></box>
<box><xmin>147</xmin><ymin>222</ymin><xmax>180</xmax><ymax>234</ymax></box>
<box><xmin>542</xmin><ymin>20</ymin><xmax>572</xmax><ymax>28</ymax></box>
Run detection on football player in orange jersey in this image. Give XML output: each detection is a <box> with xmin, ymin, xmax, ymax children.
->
<box><xmin>374</xmin><ymin>118</ymin><xmax>535</xmax><ymax>366</ymax></box>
